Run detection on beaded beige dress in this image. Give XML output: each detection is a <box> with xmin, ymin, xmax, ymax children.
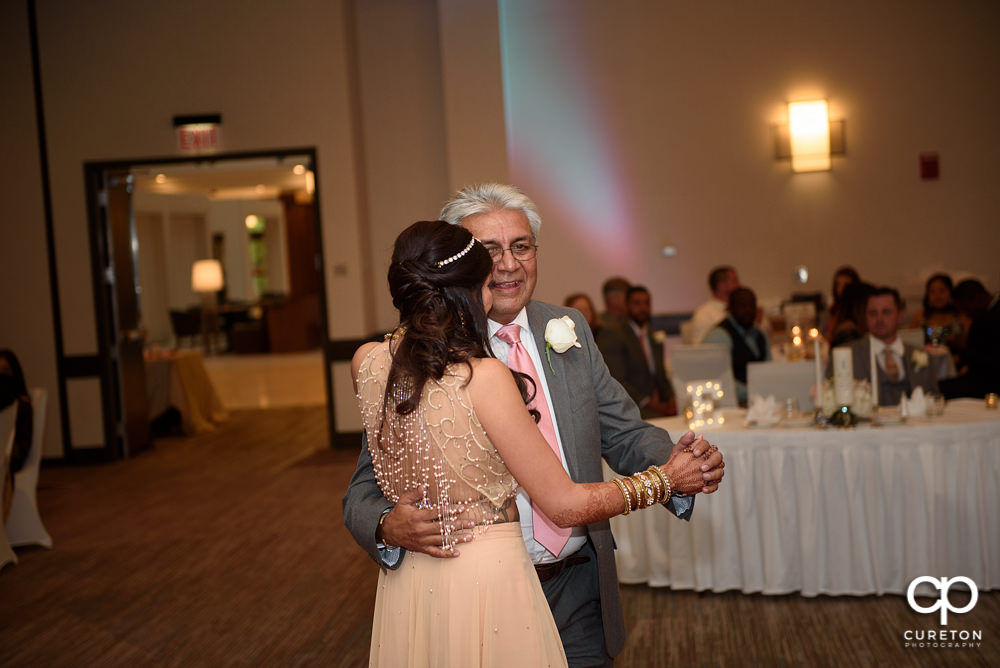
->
<box><xmin>356</xmin><ymin>341</ymin><xmax>567</xmax><ymax>668</ymax></box>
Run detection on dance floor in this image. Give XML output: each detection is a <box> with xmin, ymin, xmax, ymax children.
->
<box><xmin>1</xmin><ymin>406</ymin><xmax>996</xmax><ymax>666</ymax></box>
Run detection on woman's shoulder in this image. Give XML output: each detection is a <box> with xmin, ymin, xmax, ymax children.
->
<box><xmin>467</xmin><ymin>356</ymin><xmax>508</xmax><ymax>378</ymax></box>
<box><xmin>351</xmin><ymin>340</ymin><xmax>388</xmax><ymax>377</ymax></box>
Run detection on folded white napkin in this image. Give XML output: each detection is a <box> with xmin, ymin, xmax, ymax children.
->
<box><xmin>903</xmin><ymin>386</ymin><xmax>927</xmax><ymax>417</ymax></box>
<box><xmin>746</xmin><ymin>394</ymin><xmax>781</xmax><ymax>425</ymax></box>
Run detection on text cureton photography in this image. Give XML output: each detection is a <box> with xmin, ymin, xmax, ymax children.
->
<box><xmin>903</xmin><ymin>576</ymin><xmax>984</xmax><ymax>649</ymax></box>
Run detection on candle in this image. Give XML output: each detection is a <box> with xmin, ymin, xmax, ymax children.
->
<box><xmin>813</xmin><ymin>337</ymin><xmax>822</xmax><ymax>409</ymax></box>
<box><xmin>833</xmin><ymin>347</ymin><xmax>854</xmax><ymax>406</ymax></box>
<box><xmin>869</xmin><ymin>336</ymin><xmax>879</xmax><ymax>408</ymax></box>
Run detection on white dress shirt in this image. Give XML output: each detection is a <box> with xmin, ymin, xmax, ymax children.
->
<box><xmin>489</xmin><ymin>309</ymin><xmax>587</xmax><ymax>564</ymax></box>
<box><xmin>690</xmin><ymin>297</ymin><xmax>727</xmax><ymax>344</ymax></box>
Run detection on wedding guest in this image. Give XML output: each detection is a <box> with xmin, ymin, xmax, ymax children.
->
<box><xmin>703</xmin><ymin>287</ymin><xmax>771</xmax><ymax>406</ymax></box>
<box><xmin>598</xmin><ymin>276</ymin><xmax>630</xmax><ymax>333</ymax></box>
<box><xmin>344</xmin><ymin>184</ymin><xmax>725</xmax><ymax>668</ymax></box>
<box><xmin>909</xmin><ymin>273</ymin><xmax>962</xmax><ymax>348</ymax></box>
<box><xmin>824</xmin><ymin>265</ymin><xmax>860</xmax><ymax>338</ymax></box>
<box><xmin>564</xmin><ymin>292</ymin><xmax>600</xmax><ymax>336</ymax></box>
<box><xmin>0</xmin><ymin>349</ymin><xmax>33</xmax><ymax>522</ymax></box>
<box><xmin>597</xmin><ymin>286</ymin><xmax>676</xmax><ymax>419</ymax></box>
<box><xmin>828</xmin><ymin>281</ymin><xmax>874</xmax><ymax>349</ymax></box>
<box><xmin>689</xmin><ymin>265</ymin><xmax>740</xmax><ymax>344</ymax></box>
<box><xmin>939</xmin><ymin>279</ymin><xmax>1000</xmax><ymax>399</ymax></box>
<box><xmin>839</xmin><ymin>287</ymin><xmax>941</xmax><ymax>406</ymax></box>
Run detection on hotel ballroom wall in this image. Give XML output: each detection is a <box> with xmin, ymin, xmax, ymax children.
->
<box><xmin>1</xmin><ymin>0</ymin><xmax>998</xmax><ymax>458</ymax></box>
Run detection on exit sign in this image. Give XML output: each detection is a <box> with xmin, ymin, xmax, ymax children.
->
<box><xmin>172</xmin><ymin>114</ymin><xmax>222</xmax><ymax>153</ymax></box>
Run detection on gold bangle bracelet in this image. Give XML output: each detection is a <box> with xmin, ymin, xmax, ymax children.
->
<box><xmin>612</xmin><ymin>478</ymin><xmax>632</xmax><ymax>515</ymax></box>
<box><xmin>632</xmin><ymin>470</ymin><xmax>656</xmax><ymax>507</ymax></box>
<box><xmin>651</xmin><ymin>466</ymin><xmax>672</xmax><ymax>503</ymax></box>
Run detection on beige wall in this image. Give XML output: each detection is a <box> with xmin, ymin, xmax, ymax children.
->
<box><xmin>498</xmin><ymin>0</ymin><xmax>1000</xmax><ymax>314</ymax></box>
<box><xmin>0</xmin><ymin>0</ymin><xmax>63</xmax><ymax>455</ymax></box>
<box><xmin>2</xmin><ymin>0</ymin><xmax>998</xmax><ymax>457</ymax></box>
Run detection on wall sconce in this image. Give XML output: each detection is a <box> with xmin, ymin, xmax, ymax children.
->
<box><xmin>773</xmin><ymin>99</ymin><xmax>845</xmax><ymax>172</ymax></box>
<box><xmin>191</xmin><ymin>259</ymin><xmax>224</xmax><ymax>355</ymax></box>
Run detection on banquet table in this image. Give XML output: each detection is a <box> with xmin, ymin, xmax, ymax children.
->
<box><xmin>145</xmin><ymin>350</ymin><xmax>229</xmax><ymax>435</ymax></box>
<box><xmin>606</xmin><ymin>398</ymin><xmax>1000</xmax><ymax>596</ymax></box>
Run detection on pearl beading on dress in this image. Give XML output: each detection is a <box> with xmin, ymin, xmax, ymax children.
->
<box><xmin>356</xmin><ymin>341</ymin><xmax>518</xmax><ymax>550</ymax></box>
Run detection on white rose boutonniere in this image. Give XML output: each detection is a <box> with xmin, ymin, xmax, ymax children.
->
<box><xmin>652</xmin><ymin>330</ymin><xmax>667</xmax><ymax>345</ymax></box>
<box><xmin>544</xmin><ymin>316</ymin><xmax>582</xmax><ymax>372</ymax></box>
<box><xmin>911</xmin><ymin>349</ymin><xmax>929</xmax><ymax>371</ymax></box>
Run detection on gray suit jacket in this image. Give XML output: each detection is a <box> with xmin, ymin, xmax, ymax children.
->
<box><xmin>342</xmin><ymin>300</ymin><xmax>691</xmax><ymax>657</ymax></box>
<box><xmin>847</xmin><ymin>336</ymin><xmax>940</xmax><ymax>406</ymax></box>
<box><xmin>597</xmin><ymin>321</ymin><xmax>673</xmax><ymax>418</ymax></box>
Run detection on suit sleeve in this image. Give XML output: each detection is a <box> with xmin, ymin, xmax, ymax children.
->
<box><xmin>342</xmin><ymin>430</ymin><xmax>404</xmax><ymax>567</ymax></box>
<box><xmin>577</xmin><ymin>314</ymin><xmax>694</xmax><ymax>519</ymax></box>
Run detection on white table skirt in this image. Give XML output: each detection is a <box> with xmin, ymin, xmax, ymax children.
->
<box><xmin>606</xmin><ymin>399</ymin><xmax>1000</xmax><ymax>596</ymax></box>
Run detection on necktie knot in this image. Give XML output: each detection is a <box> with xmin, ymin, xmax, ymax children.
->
<box><xmin>884</xmin><ymin>349</ymin><xmax>900</xmax><ymax>382</ymax></box>
<box><xmin>496</xmin><ymin>323</ymin><xmax>522</xmax><ymax>346</ymax></box>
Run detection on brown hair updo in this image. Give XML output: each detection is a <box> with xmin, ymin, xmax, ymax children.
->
<box><xmin>385</xmin><ymin>221</ymin><xmax>493</xmax><ymax>415</ymax></box>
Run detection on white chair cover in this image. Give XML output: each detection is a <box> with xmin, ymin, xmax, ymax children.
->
<box><xmin>670</xmin><ymin>344</ymin><xmax>738</xmax><ymax>408</ymax></box>
<box><xmin>6</xmin><ymin>388</ymin><xmax>53</xmax><ymax>549</ymax></box>
<box><xmin>1</xmin><ymin>402</ymin><xmax>19</xmax><ymax>570</ymax></box>
<box><xmin>747</xmin><ymin>360</ymin><xmax>818</xmax><ymax>411</ymax></box>
<box><xmin>679</xmin><ymin>320</ymin><xmax>696</xmax><ymax>345</ymax></box>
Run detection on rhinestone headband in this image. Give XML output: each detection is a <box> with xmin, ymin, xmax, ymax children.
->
<box><xmin>435</xmin><ymin>237</ymin><xmax>477</xmax><ymax>268</ymax></box>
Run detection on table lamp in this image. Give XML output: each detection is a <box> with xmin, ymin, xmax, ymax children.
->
<box><xmin>191</xmin><ymin>259</ymin><xmax>224</xmax><ymax>355</ymax></box>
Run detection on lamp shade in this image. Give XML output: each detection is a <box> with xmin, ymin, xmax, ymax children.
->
<box><xmin>191</xmin><ymin>259</ymin><xmax>224</xmax><ymax>292</ymax></box>
<box><xmin>788</xmin><ymin>100</ymin><xmax>831</xmax><ymax>172</ymax></box>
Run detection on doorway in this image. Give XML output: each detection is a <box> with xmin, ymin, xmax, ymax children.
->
<box><xmin>82</xmin><ymin>149</ymin><xmax>332</xmax><ymax>459</ymax></box>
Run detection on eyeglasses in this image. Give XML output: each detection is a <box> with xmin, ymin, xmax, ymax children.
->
<box><xmin>484</xmin><ymin>243</ymin><xmax>537</xmax><ymax>262</ymax></box>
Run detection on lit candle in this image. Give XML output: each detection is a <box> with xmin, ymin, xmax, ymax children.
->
<box><xmin>813</xmin><ymin>336</ymin><xmax>822</xmax><ymax>409</ymax></box>
<box><xmin>833</xmin><ymin>347</ymin><xmax>854</xmax><ymax>406</ymax></box>
<box><xmin>869</xmin><ymin>335</ymin><xmax>879</xmax><ymax>408</ymax></box>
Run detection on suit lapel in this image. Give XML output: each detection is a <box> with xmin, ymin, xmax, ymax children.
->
<box><xmin>526</xmin><ymin>302</ymin><xmax>582</xmax><ymax>479</ymax></box>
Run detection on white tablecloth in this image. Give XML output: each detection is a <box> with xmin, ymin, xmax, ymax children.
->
<box><xmin>606</xmin><ymin>399</ymin><xmax>1000</xmax><ymax>596</ymax></box>
<box><xmin>145</xmin><ymin>350</ymin><xmax>229</xmax><ymax>435</ymax></box>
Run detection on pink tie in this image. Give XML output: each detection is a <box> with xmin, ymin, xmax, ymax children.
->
<box><xmin>496</xmin><ymin>323</ymin><xmax>571</xmax><ymax>557</ymax></box>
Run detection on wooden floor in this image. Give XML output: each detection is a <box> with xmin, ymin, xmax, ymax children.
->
<box><xmin>1</xmin><ymin>407</ymin><xmax>996</xmax><ymax>667</ymax></box>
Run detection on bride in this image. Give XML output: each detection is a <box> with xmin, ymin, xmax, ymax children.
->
<box><xmin>353</xmin><ymin>220</ymin><xmax>714</xmax><ymax>667</ymax></box>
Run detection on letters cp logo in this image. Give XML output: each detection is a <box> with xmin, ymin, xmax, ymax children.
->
<box><xmin>907</xmin><ymin>576</ymin><xmax>979</xmax><ymax>625</ymax></box>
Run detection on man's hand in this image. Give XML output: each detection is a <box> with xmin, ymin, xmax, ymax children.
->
<box><xmin>380</xmin><ymin>487</ymin><xmax>474</xmax><ymax>558</ymax></box>
<box><xmin>672</xmin><ymin>431</ymin><xmax>725</xmax><ymax>493</ymax></box>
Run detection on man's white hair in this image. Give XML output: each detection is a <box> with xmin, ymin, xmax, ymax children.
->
<box><xmin>439</xmin><ymin>183</ymin><xmax>542</xmax><ymax>240</ymax></box>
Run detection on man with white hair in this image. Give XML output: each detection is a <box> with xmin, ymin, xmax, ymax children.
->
<box><xmin>344</xmin><ymin>183</ymin><xmax>725</xmax><ymax>667</ymax></box>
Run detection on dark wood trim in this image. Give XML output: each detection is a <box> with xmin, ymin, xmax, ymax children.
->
<box><xmin>28</xmin><ymin>0</ymin><xmax>73</xmax><ymax>459</ymax></box>
<box><xmin>327</xmin><ymin>335</ymin><xmax>383</xmax><ymax>361</ymax></box>
<box><xmin>83</xmin><ymin>163</ymin><xmax>123</xmax><ymax>460</ymax></box>
<box><xmin>172</xmin><ymin>113</ymin><xmax>222</xmax><ymax>127</ymax></box>
<box><xmin>62</xmin><ymin>355</ymin><xmax>103</xmax><ymax>377</ymax></box>
<box><xmin>83</xmin><ymin>147</ymin><xmax>320</xmax><ymax>173</ymax></box>
<box><xmin>332</xmin><ymin>430</ymin><xmax>364</xmax><ymax>450</ymax></box>
<box><xmin>82</xmin><ymin>148</ymin><xmax>331</xmax><ymax>459</ymax></box>
<box><xmin>306</xmin><ymin>151</ymin><xmax>337</xmax><ymax>451</ymax></box>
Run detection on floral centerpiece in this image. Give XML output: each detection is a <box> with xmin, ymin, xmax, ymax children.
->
<box><xmin>817</xmin><ymin>378</ymin><xmax>873</xmax><ymax>426</ymax></box>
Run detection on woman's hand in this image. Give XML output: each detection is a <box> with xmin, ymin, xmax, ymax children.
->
<box><xmin>663</xmin><ymin>434</ymin><xmax>724</xmax><ymax>495</ymax></box>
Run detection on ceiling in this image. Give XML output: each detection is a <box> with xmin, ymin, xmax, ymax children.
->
<box><xmin>131</xmin><ymin>155</ymin><xmax>314</xmax><ymax>201</ymax></box>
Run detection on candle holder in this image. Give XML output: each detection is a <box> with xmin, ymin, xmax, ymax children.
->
<box><xmin>987</xmin><ymin>393</ymin><xmax>998</xmax><ymax>410</ymax></box>
<box><xmin>830</xmin><ymin>404</ymin><xmax>857</xmax><ymax>428</ymax></box>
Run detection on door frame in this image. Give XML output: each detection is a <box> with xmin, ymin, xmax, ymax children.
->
<box><xmin>78</xmin><ymin>147</ymin><xmax>335</xmax><ymax>460</ymax></box>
